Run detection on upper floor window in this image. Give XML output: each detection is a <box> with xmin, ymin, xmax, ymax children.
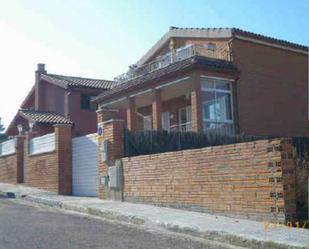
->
<box><xmin>80</xmin><ymin>94</ymin><xmax>97</xmax><ymax>110</ymax></box>
<box><xmin>207</xmin><ymin>43</ymin><xmax>216</xmax><ymax>51</ymax></box>
<box><xmin>201</xmin><ymin>77</ymin><xmax>233</xmax><ymax>135</ymax></box>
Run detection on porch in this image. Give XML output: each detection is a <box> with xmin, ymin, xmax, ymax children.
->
<box><xmin>99</xmin><ymin>71</ymin><xmax>238</xmax><ymax>136</ymax></box>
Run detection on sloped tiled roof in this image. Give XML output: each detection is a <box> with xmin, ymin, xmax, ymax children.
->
<box><xmin>94</xmin><ymin>55</ymin><xmax>237</xmax><ymax>103</ymax></box>
<box><xmin>19</xmin><ymin>109</ymin><xmax>73</xmax><ymax>125</ymax></box>
<box><xmin>41</xmin><ymin>74</ymin><xmax>115</xmax><ymax>89</ymax></box>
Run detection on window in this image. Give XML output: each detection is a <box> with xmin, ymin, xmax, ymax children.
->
<box><xmin>201</xmin><ymin>77</ymin><xmax>233</xmax><ymax>135</ymax></box>
<box><xmin>143</xmin><ymin>115</ymin><xmax>152</xmax><ymax>131</ymax></box>
<box><xmin>178</xmin><ymin>106</ymin><xmax>192</xmax><ymax>132</ymax></box>
<box><xmin>81</xmin><ymin>94</ymin><xmax>97</xmax><ymax>110</ymax></box>
<box><xmin>207</xmin><ymin>43</ymin><xmax>216</xmax><ymax>51</ymax></box>
<box><xmin>161</xmin><ymin>112</ymin><xmax>170</xmax><ymax>131</ymax></box>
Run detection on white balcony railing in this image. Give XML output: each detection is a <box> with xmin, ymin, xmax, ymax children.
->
<box><xmin>170</xmin><ymin>122</ymin><xmax>192</xmax><ymax>132</ymax></box>
<box><xmin>114</xmin><ymin>44</ymin><xmax>231</xmax><ymax>84</ymax></box>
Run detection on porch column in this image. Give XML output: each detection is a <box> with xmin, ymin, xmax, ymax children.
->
<box><xmin>126</xmin><ymin>97</ymin><xmax>137</xmax><ymax>131</ymax></box>
<box><xmin>152</xmin><ymin>89</ymin><xmax>162</xmax><ymax>130</ymax></box>
<box><xmin>191</xmin><ymin>73</ymin><xmax>203</xmax><ymax>132</ymax></box>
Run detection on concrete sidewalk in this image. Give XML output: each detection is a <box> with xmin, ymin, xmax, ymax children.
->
<box><xmin>0</xmin><ymin>183</ymin><xmax>308</xmax><ymax>249</ymax></box>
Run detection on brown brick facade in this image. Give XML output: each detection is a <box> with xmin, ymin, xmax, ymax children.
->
<box><xmin>232</xmin><ymin>38</ymin><xmax>309</xmax><ymax>137</ymax></box>
<box><xmin>25</xmin><ymin>125</ymin><xmax>72</xmax><ymax>194</ymax></box>
<box><xmin>123</xmin><ymin>139</ymin><xmax>298</xmax><ymax>222</ymax></box>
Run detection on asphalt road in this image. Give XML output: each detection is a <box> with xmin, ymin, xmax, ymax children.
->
<box><xmin>0</xmin><ymin>199</ymin><xmax>232</xmax><ymax>249</ymax></box>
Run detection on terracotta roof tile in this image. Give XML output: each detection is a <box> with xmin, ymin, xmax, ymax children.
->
<box><xmin>19</xmin><ymin>109</ymin><xmax>73</xmax><ymax>125</ymax></box>
<box><xmin>41</xmin><ymin>74</ymin><xmax>115</xmax><ymax>89</ymax></box>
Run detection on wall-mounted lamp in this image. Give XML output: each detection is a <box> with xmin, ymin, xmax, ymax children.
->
<box><xmin>29</xmin><ymin>121</ymin><xmax>35</xmax><ymax>132</ymax></box>
<box><xmin>17</xmin><ymin>124</ymin><xmax>23</xmax><ymax>135</ymax></box>
<box><xmin>169</xmin><ymin>38</ymin><xmax>176</xmax><ymax>51</ymax></box>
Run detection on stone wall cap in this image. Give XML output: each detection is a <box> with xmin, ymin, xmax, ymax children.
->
<box><xmin>102</xmin><ymin>119</ymin><xmax>124</xmax><ymax>125</ymax></box>
<box><xmin>96</xmin><ymin>108</ymin><xmax>120</xmax><ymax>113</ymax></box>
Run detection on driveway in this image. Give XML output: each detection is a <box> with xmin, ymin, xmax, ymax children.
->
<box><xmin>0</xmin><ymin>199</ymin><xmax>231</xmax><ymax>249</ymax></box>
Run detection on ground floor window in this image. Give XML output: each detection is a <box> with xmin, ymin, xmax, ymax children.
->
<box><xmin>178</xmin><ymin>106</ymin><xmax>192</xmax><ymax>132</ymax></box>
<box><xmin>201</xmin><ymin>77</ymin><xmax>234</xmax><ymax>135</ymax></box>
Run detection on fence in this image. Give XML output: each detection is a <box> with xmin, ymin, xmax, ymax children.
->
<box><xmin>29</xmin><ymin>133</ymin><xmax>55</xmax><ymax>155</ymax></box>
<box><xmin>124</xmin><ymin>129</ymin><xmax>267</xmax><ymax>157</ymax></box>
<box><xmin>0</xmin><ymin>138</ymin><xmax>16</xmax><ymax>157</ymax></box>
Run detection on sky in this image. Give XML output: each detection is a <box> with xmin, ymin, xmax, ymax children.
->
<box><xmin>0</xmin><ymin>0</ymin><xmax>308</xmax><ymax>129</ymax></box>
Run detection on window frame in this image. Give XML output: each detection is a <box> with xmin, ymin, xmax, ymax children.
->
<box><xmin>178</xmin><ymin>106</ymin><xmax>192</xmax><ymax>132</ymax></box>
<box><xmin>200</xmin><ymin>76</ymin><xmax>234</xmax><ymax>129</ymax></box>
<box><xmin>80</xmin><ymin>94</ymin><xmax>97</xmax><ymax>110</ymax></box>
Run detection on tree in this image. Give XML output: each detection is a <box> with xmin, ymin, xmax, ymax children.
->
<box><xmin>0</xmin><ymin>118</ymin><xmax>4</xmax><ymax>133</ymax></box>
<box><xmin>0</xmin><ymin>117</ymin><xmax>6</xmax><ymax>142</ymax></box>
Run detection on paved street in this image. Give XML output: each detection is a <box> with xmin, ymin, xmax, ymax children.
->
<box><xmin>0</xmin><ymin>199</ymin><xmax>231</xmax><ymax>249</ymax></box>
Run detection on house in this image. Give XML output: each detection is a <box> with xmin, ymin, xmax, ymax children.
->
<box><xmin>6</xmin><ymin>64</ymin><xmax>114</xmax><ymax>137</ymax></box>
<box><xmin>94</xmin><ymin>27</ymin><xmax>308</xmax><ymax>138</ymax></box>
<box><xmin>0</xmin><ymin>28</ymin><xmax>308</xmax><ymax>222</ymax></box>
<box><xmin>91</xmin><ymin>27</ymin><xmax>308</xmax><ymax>221</ymax></box>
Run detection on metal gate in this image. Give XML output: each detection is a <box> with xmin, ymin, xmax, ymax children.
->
<box><xmin>72</xmin><ymin>133</ymin><xmax>98</xmax><ymax>197</ymax></box>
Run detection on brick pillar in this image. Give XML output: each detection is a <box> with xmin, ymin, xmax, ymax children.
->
<box><xmin>16</xmin><ymin>135</ymin><xmax>25</xmax><ymax>183</ymax></box>
<box><xmin>126</xmin><ymin>97</ymin><xmax>137</xmax><ymax>131</ymax></box>
<box><xmin>54</xmin><ymin>124</ymin><xmax>72</xmax><ymax>195</ymax></box>
<box><xmin>97</xmin><ymin>108</ymin><xmax>120</xmax><ymax>123</ymax></box>
<box><xmin>191</xmin><ymin>73</ymin><xmax>203</xmax><ymax>132</ymax></box>
<box><xmin>97</xmin><ymin>111</ymin><xmax>124</xmax><ymax>199</ymax></box>
<box><xmin>152</xmin><ymin>89</ymin><xmax>162</xmax><ymax>130</ymax></box>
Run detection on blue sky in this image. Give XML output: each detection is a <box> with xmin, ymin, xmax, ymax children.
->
<box><xmin>0</xmin><ymin>0</ymin><xmax>308</xmax><ymax>128</ymax></box>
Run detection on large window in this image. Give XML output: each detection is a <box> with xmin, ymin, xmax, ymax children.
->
<box><xmin>81</xmin><ymin>94</ymin><xmax>97</xmax><ymax>110</ymax></box>
<box><xmin>201</xmin><ymin>77</ymin><xmax>233</xmax><ymax>134</ymax></box>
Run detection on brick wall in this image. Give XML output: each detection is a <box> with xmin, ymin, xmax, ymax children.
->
<box><xmin>123</xmin><ymin>139</ymin><xmax>297</xmax><ymax>222</ymax></box>
<box><xmin>0</xmin><ymin>154</ymin><xmax>18</xmax><ymax>184</ymax></box>
<box><xmin>232</xmin><ymin>38</ymin><xmax>309</xmax><ymax>137</ymax></box>
<box><xmin>0</xmin><ymin>136</ymin><xmax>24</xmax><ymax>184</ymax></box>
<box><xmin>25</xmin><ymin>125</ymin><xmax>72</xmax><ymax>194</ymax></box>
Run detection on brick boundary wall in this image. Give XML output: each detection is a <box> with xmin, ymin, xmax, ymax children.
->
<box><xmin>122</xmin><ymin>139</ymin><xmax>297</xmax><ymax>222</ymax></box>
<box><xmin>0</xmin><ymin>136</ymin><xmax>24</xmax><ymax>184</ymax></box>
<box><xmin>25</xmin><ymin>125</ymin><xmax>72</xmax><ymax>194</ymax></box>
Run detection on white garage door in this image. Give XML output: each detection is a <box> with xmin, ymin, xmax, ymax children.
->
<box><xmin>72</xmin><ymin>133</ymin><xmax>98</xmax><ymax>197</ymax></box>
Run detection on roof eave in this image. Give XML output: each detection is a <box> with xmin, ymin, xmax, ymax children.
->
<box><xmin>95</xmin><ymin>60</ymin><xmax>238</xmax><ymax>104</ymax></box>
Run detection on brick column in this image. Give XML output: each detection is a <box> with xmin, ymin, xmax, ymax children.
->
<box><xmin>126</xmin><ymin>97</ymin><xmax>137</xmax><ymax>131</ymax></box>
<box><xmin>152</xmin><ymin>89</ymin><xmax>162</xmax><ymax>130</ymax></box>
<box><xmin>97</xmin><ymin>108</ymin><xmax>120</xmax><ymax>123</ymax></box>
<box><xmin>54</xmin><ymin>124</ymin><xmax>72</xmax><ymax>195</ymax></box>
<box><xmin>97</xmin><ymin>111</ymin><xmax>124</xmax><ymax>199</ymax></box>
<box><xmin>16</xmin><ymin>135</ymin><xmax>25</xmax><ymax>183</ymax></box>
<box><xmin>191</xmin><ymin>72</ymin><xmax>203</xmax><ymax>132</ymax></box>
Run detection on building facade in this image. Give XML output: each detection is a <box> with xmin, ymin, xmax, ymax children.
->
<box><xmin>95</xmin><ymin>27</ymin><xmax>309</xmax><ymax>138</ymax></box>
<box><xmin>6</xmin><ymin>64</ymin><xmax>114</xmax><ymax>137</ymax></box>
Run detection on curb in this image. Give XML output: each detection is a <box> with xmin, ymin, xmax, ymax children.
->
<box><xmin>3</xmin><ymin>192</ymin><xmax>308</xmax><ymax>249</ymax></box>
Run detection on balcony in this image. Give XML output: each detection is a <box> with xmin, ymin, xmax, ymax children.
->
<box><xmin>114</xmin><ymin>44</ymin><xmax>231</xmax><ymax>84</ymax></box>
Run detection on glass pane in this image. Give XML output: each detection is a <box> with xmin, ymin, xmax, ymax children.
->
<box><xmin>161</xmin><ymin>112</ymin><xmax>170</xmax><ymax>131</ymax></box>
<box><xmin>202</xmin><ymin>91</ymin><xmax>216</xmax><ymax>120</ymax></box>
<box><xmin>180</xmin><ymin>108</ymin><xmax>187</xmax><ymax>124</ymax></box>
<box><xmin>215</xmin><ymin>80</ymin><xmax>230</xmax><ymax>90</ymax></box>
<box><xmin>216</xmin><ymin>92</ymin><xmax>232</xmax><ymax>121</ymax></box>
<box><xmin>201</xmin><ymin>78</ymin><xmax>214</xmax><ymax>89</ymax></box>
<box><xmin>186</xmin><ymin>106</ymin><xmax>192</xmax><ymax>122</ymax></box>
<box><xmin>143</xmin><ymin>115</ymin><xmax>152</xmax><ymax>131</ymax></box>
